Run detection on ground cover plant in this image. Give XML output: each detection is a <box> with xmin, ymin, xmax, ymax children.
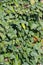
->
<box><xmin>0</xmin><ymin>0</ymin><xmax>43</xmax><ymax>65</ymax></box>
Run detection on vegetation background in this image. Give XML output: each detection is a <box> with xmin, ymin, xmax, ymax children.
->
<box><xmin>0</xmin><ymin>0</ymin><xmax>43</xmax><ymax>65</ymax></box>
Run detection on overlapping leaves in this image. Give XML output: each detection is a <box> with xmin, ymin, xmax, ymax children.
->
<box><xmin>0</xmin><ymin>0</ymin><xmax>43</xmax><ymax>65</ymax></box>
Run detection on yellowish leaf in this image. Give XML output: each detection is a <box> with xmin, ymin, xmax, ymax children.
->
<box><xmin>21</xmin><ymin>23</ymin><xmax>26</xmax><ymax>29</ymax></box>
<box><xmin>30</xmin><ymin>0</ymin><xmax>35</xmax><ymax>5</ymax></box>
<box><xmin>41</xmin><ymin>39</ymin><xmax>43</xmax><ymax>46</ymax></box>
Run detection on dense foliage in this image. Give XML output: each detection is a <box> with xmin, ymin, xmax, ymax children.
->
<box><xmin>0</xmin><ymin>0</ymin><xmax>43</xmax><ymax>65</ymax></box>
